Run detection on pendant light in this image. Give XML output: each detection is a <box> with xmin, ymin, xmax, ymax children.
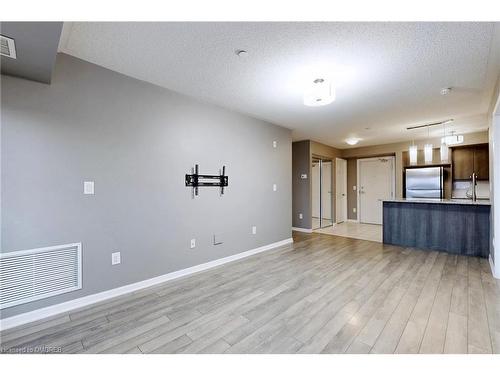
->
<box><xmin>440</xmin><ymin>122</ymin><xmax>449</xmax><ymax>163</ymax></box>
<box><xmin>424</xmin><ymin>127</ymin><xmax>433</xmax><ymax>164</ymax></box>
<box><xmin>409</xmin><ymin>140</ymin><xmax>417</xmax><ymax>165</ymax></box>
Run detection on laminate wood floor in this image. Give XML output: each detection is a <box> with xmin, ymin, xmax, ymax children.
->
<box><xmin>1</xmin><ymin>232</ymin><xmax>499</xmax><ymax>354</ymax></box>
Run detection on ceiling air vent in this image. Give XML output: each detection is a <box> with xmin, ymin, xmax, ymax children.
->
<box><xmin>0</xmin><ymin>243</ymin><xmax>82</xmax><ymax>309</ymax></box>
<box><xmin>0</xmin><ymin>35</ymin><xmax>17</xmax><ymax>59</ymax></box>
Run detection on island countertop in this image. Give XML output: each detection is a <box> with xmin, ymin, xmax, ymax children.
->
<box><xmin>382</xmin><ymin>198</ymin><xmax>491</xmax><ymax>206</ymax></box>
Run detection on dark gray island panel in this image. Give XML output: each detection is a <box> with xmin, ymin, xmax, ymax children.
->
<box><xmin>383</xmin><ymin>201</ymin><xmax>490</xmax><ymax>258</ymax></box>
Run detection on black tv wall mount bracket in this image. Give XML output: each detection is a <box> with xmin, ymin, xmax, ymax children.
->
<box><xmin>185</xmin><ymin>164</ymin><xmax>228</xmax><ymax>196</ymax></box>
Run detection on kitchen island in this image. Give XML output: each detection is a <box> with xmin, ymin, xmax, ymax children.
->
<box><xmin>383</xmin><ymin>198</ymin><xmax>491</xmax><ymax>257</ymax></box>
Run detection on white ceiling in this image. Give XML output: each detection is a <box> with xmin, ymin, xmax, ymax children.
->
<box><xmin>58</xmin><ymin>22</ymin><xmax>500</xmax><ymax>149</ymax></box>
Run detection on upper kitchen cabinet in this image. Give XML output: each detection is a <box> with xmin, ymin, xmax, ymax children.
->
<box><xmin>452</xmin><ymin>147</ymin><xmax>474</xmax><ymax>180</ymax></box>
<box><xmin>452</xmin><ymin>144</ymin><xmax>489</xmax><ymax>180</ymax></box>
<box><xmin>473</xmin><ymin>144</ymin><xmax>489</xmax><ymax>180</ymax></box>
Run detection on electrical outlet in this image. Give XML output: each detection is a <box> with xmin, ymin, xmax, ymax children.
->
<box><xmin>272</xmin><ymin>140</ymin><xmax>277</xmax><ymax>148</ymax></box>
<box><xmin>299</xmin><ymin>213</ymin><xmax>303</xmax><ymax>219</ymax></box>
<box><xmin>252</xmin><ymin>226</ymin><xmax>257</xmax><ymax>235</ymax></box>
<box><xmin>111</xmin><ymin>252</ymin><xmax>121</xmax><ymax>265</ymax></box>
<box><xmin>353</xmin><ymin>208</ymin><xmax>357</xmax><ymax>213</ymax></box>
<box><xmin>273</xmin><ymin>184</ymin><xmax>277</xmax><ymax>192</ymax></box>
<box><xmin>190</xmin><ymin>239</ymin><xmax>196</xmax><ymax>249</ymax></box>
<box><xmin>84</xmin><ymin>181</ymin><xmax>95</xmax><ymax>195</ymax></box>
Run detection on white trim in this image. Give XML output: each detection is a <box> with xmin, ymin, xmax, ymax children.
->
<box><xmin>0</xmin><ymin>237</ymin><xmax>293</xmax><ymax>331</ymax></box>
<box><xmin>347</xmin><ymin>219</ymin><xmax>359</xmax><ymax>223</ymax></box>
<box><xmin>357</xmin><ymin>156</ymin><xmax>396</xmax><ymax>224</ymax></box>
<box><xmin>292</xmin><ymin>227</ymin><xmax>313</xmax><ymax>233</ymax></box>
<box><xmin>490</xmin><ymin>254</ymin><xmax>499</xmax><ymax>279</ymax></box>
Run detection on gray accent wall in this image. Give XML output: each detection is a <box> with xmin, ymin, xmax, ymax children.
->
<box><xmin>1</xmin><ymin>53</ymin><xmax>292</xmax><ymax>318</ymax></box>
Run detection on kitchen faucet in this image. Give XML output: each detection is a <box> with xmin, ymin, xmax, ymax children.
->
<box><xmin>471</xmin><ymin>172</ymin><xmax>477</xmax><ymax>202</ymax></box>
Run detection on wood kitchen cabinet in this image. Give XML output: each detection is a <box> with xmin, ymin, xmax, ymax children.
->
<box><xmin>452</xmin><ymin>144</ymin><xmax>489</xmax><ymax>180</ymax></box>
<box><xmin>473</xmin><ymin>144</ymin><xmax>489</xmax><ymax>180</ymax></box>
<box><xmin>452</xmin><ymin>147</ymin><xmax>474</xmax><ymax>180</ymax></box>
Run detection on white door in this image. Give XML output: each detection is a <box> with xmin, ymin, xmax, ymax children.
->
<box><xmin>358</xmin><ymin>157</ymin><xmax>394</xmax><ymax>225</ymax></box>
<box><xmin>336</xmin><ymin>158</ymin><xmax>347</xmax><ymax>223</ymax></box>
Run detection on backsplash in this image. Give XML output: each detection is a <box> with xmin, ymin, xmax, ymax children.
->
<box><xmin>452</xmin><ymin>180</ymin><xmax>490</xmax><ymax>199</ymax></box>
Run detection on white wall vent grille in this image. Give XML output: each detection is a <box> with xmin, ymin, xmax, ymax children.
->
<box><xmin>0</xmin><ymin>243</ymin><xmax>82</xmax><ymax>309</ymax></box>
<box><xmin>0</xmin><ymin>35</ymin><xmax>17</xmax><ymax>59</ymax></box>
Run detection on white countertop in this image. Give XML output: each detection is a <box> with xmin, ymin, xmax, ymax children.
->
<box><xmin>383</xmin><ymin>198</ymin><xmax>491</xmax><ymax>206</ymax></box>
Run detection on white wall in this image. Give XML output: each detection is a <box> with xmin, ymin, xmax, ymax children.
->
<box><xmin>492</xmin><ymin>111</ymin><xmax>500</xmax><ymax>278</ymax></box>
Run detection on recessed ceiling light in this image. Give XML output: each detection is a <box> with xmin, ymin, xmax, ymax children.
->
<box><xmin>345</xmin><ymin>138</ymin><xmax>360</xmax><ymax>146</ymax></box>
<box><xmin>235</xmin><ymin>49</ymin><xmax>248</xmax><ymax>57</ymax></box>
<box><xmin>303</xmin><ymin>78</ymin><xmax>335</xmax><ymax>107</ymax></box>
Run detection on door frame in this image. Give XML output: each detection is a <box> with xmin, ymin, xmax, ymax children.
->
<box><xmin>356</xmin><ymin>156</ymin><xmax>395</xmax><ymax>224</ymax></box>
<box><xmin>335</xmin><ymin>158</ymin><xmax>347</xmax><ymax>223</ymax></box>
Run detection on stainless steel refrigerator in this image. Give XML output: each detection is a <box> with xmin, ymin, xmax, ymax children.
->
<box><xmin>405</xmin><ymin>167</ymin><xmax>443</xmax><ymax>199</ymax></box>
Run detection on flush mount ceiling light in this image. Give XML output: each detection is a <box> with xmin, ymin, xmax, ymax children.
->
<box><xmin>345</xmin><ymin>138</ymin><xmax>360</xmax><ymax>145</ymax></box>
<box><xmin>440</xmin><ymin>87</ymin><xmax>452</xmax><ymax>96</ymax></box>
<box><xmin>303</xmin><ymin>78</ymin><xmax>335</xmax><ymax>107</ymax></box>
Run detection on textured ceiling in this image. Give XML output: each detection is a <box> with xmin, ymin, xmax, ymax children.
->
<box><xmin>59</xmin><ymin>22</ymin><xmax>500</xmax><ymax>148</ymax></box>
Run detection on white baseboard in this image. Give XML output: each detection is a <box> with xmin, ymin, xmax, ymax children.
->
<box><xmin>292</xmin><ymin>227</ymin><xmax>312</xmax><ymax>233</ymax></box>
<box><xmin>0</xmin><ymin>237</ymin><xmax>293</xmax><ymax>331</ymax></box>
<box><xmin>489</xmin><ymin>254</ymin><xmax>499</xmax><ymax>279</ymax></box>
<box><xmin>347</xmin><ymin>219</ymin><xmax>359</xmax><ymax>223</ymax></box>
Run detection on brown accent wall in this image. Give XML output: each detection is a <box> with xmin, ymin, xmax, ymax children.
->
<box><xmin>292</xmin><ymin>140</ymin><xmax>311</xmax><ymax>229</ymax></box>
<box><xmin>346</xmin><ymin>158</ymin><xmax>357</xmax><ymax>220</ymax></box>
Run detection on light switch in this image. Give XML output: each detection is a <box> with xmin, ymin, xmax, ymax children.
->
<box><xmin>111</xmin><ymin>252</ymin><xmax>121</xmax><ymax>265</ymax></box>
<box><xmin>353</xmin><ymin>185</ymin><xmax>357</xmax><ymax>191</ymax></box>
<box><xmin>273</xmin><ymin>184</ymin><xmax>277</xmax><ymax>192</ymax></box>
<box><xmin>252</xmin><ymin>226</ymin><xmax>257</xmax><ymax>235</ymax></box>
<box><xmin>301</xmin><ymin>174</ymin><xmax>308</xmax><ymax>179</ymax></box>
<box><xmin>190</xmin><ymin>239</ymin><xmax>196</xmax><ymax>249</ymax></box>
<box><xmin>353</xmin><ymin>208</ymin><xmax>357</xmax><ymax>213</ymax></box>
<box><xmin>84</xmin><ymin>181</ymin><xmax>94</xmax><ymax>195</ymax></box>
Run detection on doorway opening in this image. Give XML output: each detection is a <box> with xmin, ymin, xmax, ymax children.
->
<box><xmin>312</xmin><ymin>157</ymin><xmax>333</xmax><ymax>230</ymax></box>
